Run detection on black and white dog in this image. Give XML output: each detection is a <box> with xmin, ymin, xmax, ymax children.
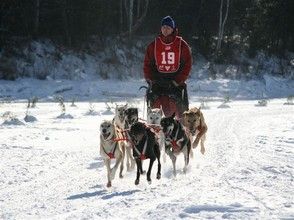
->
<box><xmin>125</xmin><ymin>107</ymin><xmax>139</xmax><ymax>127</ymax></box>
<box><xmin>160</xmin><ymin>113</ymin><xmax>191</xmax><ymax>176</ymax></box>
<box><xmin>129</xmin><ymin>122</ymin><xmax>161</xmax><ymax>185</ymax></box>
<box><xmin>123</xmin><ymin>107</ymin><xmax>139</xmax><ymax>171</ymax></box>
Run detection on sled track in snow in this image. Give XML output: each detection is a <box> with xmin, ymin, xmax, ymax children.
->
<box><xmin>197</xmin><ymin>111</ymin><xmax>242</xmax><ymax>202</ymax></box>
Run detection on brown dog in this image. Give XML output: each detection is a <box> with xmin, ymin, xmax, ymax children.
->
<box><xmin>183</xmin><ymin>107</ymin><xmax>207</xmax><ymax>155</ymax></box>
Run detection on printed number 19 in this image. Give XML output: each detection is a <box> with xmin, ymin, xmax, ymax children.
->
<box><xmin>161</xmin><ymin>52</ymin><xmax>175</xmax><ymax>64</ymax></box>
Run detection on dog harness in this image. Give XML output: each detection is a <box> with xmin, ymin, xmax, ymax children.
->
<box><xmin>167</xmin><ymin>123</ymin><xmax>187</xmax><ymax>153</ymax></box>
<box><xmin>148</xmin><ymin>124</ymin><xmax>162</xmax><ymax>143</ymax></box>
<box><xmin>169</xmin><ymin>126</ymin><xmax>181</xmax><ymax>152</ymax></box>
<box><xmin>115</xmin><ymin>127</ymin><xmax>128</xmax><ymax>140</ymax></box>
<box><xmin>102</xmin><ymin>139</ymin><xmax>118</xmax><ymax>159</ymax></box>
<box><xmin>133</xmin><ymin>138</ymin><xmax>148</xmax><ymax>160</ymax></box>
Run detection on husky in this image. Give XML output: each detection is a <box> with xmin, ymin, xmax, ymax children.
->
<box><xmin>147</xmin><ymin>107</ymin><xmax>166</xmax><ymax>162</ymax></box>
<box><xmin>123</xmin><ymin>107</ymin><xmax>139</xmax><ymax>171</ymax></box>
<box><xmin>125</xmin><ymin>107</ymin><xmax>139</xmax><ymax>127</ymax></box>
<box><xmin>100</xmin><ymin>120</ymin><xmax>124</xmax><ymax>187</ymax></box>
<box><xmin>129</xmin><ymin>122</ymin><xmax>161</xmax><ymax>185</ymax></box>
<box><xmin>183</xmin><ymin>107</ymin><xmax>207</xmax><ymax>155</ymax></box>
<box><xmin>114</xmin><ymin>103</ymin><xmax>128</xmax><ymax>132</ymax></box>
<box><xmin>160</xmin><ymin>113</ymin><xmax>191</xmax><ymax>176</ymax></box>
<box><xmin>113</xmin><ymin>103</ymin><xmax>132</xmax><ymax>171</ymax></box>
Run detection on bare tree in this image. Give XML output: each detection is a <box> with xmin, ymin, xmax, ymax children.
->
<box><xmin>216</xmin><ymin>0</ymin><xmax>230</xmax><ymax>53</ymax></box>
<box><xmin>136</xmin><ymin>0</ymin><xmax>141</xmax><ymax>19</ymax></box>
<box><xmin>216</xmin><ymin>0</ymin><xmax>224</xmax><ymax>52</ymax></box>
<box><xmin>33</xmin><ymin>0</ymin><xmax>40</xmax><ymax>38</ymax></box>
<box><xmin>122</xmin><ymin>0</ymin><xmax>149</xmax><ymax>39</ymax></box>
<box><xmin>128</xmin><ymin>0</ymin><xmax>134</xmax><ymax>39</ymax></box>
<box><xmin>119</xmin><ymin>0</ymin><xmax>123</xmax><ymax>33</ymax></box>
<box><xmin>61</xmin><ymin>0</ymin><xmax>71</xmax><ymax>46</ymax></box>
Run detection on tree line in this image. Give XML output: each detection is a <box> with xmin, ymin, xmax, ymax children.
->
<box><xmin>0</xmin><ymin>0</ymin><xmax>293</xmax><ymax>60</ymax></box>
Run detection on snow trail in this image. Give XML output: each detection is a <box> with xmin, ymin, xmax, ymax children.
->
<box><xmin>0</xmin><ymin>100</ymin><xmax>293</xmax><ymax>219</ymax></box>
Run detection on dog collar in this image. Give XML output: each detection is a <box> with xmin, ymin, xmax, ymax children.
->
<box><xmin>148</xmin><ymin>124</ymin><xmax>162</xmax><ymax>133</ymax></box>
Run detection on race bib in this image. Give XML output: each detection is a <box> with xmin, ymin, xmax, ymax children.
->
<box><xmin>154</xmin><ymin>36</ymin><xmax>181</xmax><ymax>73</ymax></box>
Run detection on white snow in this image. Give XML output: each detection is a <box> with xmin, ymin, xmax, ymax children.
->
<box><xmin>0</xmin><ymin>76</ymin><xmax>294</xmax><ymax>219</ymax></box>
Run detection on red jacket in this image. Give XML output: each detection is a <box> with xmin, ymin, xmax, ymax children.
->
<box><xmin>143</xmin><ymin>31</ymin><xmax>192</xmax><ymax>85</ymax></box>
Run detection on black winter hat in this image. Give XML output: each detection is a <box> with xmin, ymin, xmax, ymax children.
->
<box><xmin>161</xmin><ymin>16</ymin><xmax>175</xmax><ymax>29</ymax></box>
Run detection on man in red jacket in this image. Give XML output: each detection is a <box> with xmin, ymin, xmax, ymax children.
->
<box><xmin>143</xmin><ymin>15</ymin><xmax>192</xmax><ymax>118</ymax></box>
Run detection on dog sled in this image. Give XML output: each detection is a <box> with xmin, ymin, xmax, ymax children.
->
<box><xmin>144</xmin><ymin>79</ymin><xmax>189</xmax><ymax>119</ymax></box>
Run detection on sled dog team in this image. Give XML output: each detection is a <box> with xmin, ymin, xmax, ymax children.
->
<box><xmin>100</xmin><ymin>104</ymin><xmax>207</xmax><ymax>187</ymax></box>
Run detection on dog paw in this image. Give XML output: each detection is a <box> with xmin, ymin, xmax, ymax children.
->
<box><xmin>135</xmin><ymin>179</ymin><xmax>139</xmax><ymax>185</ymax></box>
<box><xmin>147</xmin><ymin>176</ymin><xmax>152</xmax><ymax>184</ymax></box>
<box><xmin>148</xmin><ymin>180</ymin><xmax>152</xmax><ymax>185</ymax></box>
<box><xmin>183</xmin><ymin>167</ymin><xmax>187</xmax><ymax>174</ymax></box>
<box><xmin>119</xmin><ymin>174</ymin><xmax>124</xmax><ymax>179</ymax></box>
<box><xmin>106</xmin><ymin>182</ymin><xmax>112</xmax><ymax>188</ymax></box>
<box><xmin>200</xmin><ymin>147</ymin><xmax>205</xmax><ymax>155</ymax></box>
<box><xmin>156</xmin><ymin>173</ymin><xmax>161</xmax><ymax>179</ymax></box>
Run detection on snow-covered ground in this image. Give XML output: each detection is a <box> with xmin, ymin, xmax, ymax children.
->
<box><xmin>0</xmin><ymin>77</ymin><xmax>294</xmax><ymax>219</ymax></box>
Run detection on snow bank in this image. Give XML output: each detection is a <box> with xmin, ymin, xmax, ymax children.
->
<box><xmin>1</xmin><ymin>38</ymin><xmax>293</xmax><ymax>81</ymax></box>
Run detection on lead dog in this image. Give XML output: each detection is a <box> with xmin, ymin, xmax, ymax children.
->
<box><xmin>129</xmin><ymin>122</ymin><xmax>161</xmax><ymax>185</ymax></box>
<box><xmin>160</xmin><ymin>113</ymin><xmax>191</xmax><ymax>176</ymax></box>
<box><xmin>100</xmin><ymin>120</ymin><xmax>124</xmax><ymax>187</ymax></box>
<box><xmin>183</xmin><ymin>107</ymin><xmax>207</xmax><ymax>155</ymax></box>
<box><xmin>147</xmin><ymin>107</ymin><xmax>166</xmax><ymax>162</ymax></box>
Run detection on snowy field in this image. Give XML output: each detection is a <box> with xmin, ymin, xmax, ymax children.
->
<box><xmin>0</xmin><ymin>77</ymin><xmax>294</xmax><ymax>219</ymax></box>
